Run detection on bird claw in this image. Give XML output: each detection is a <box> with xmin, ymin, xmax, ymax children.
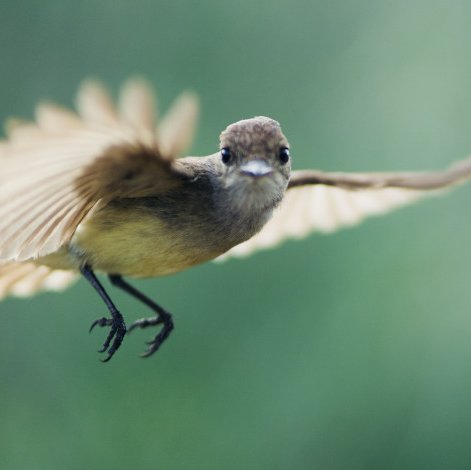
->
<box><xmin>89</xmin><ymin>312</ymin><xmax>126</xmax><ymax>361</ymax></box>
<box><xmin>127</xmin><ymin>316</ymin><xmax>163</xmax><ymax>333</ymax></box>
<box><xmin>127</xmin><ymin>313</ymin><xmax>174</xmax><ymax>358</ymax></box>
<box><xmin>89</xmin><ymin>316</ymin><xmax>112</xmax><ymax>333</ymax></box>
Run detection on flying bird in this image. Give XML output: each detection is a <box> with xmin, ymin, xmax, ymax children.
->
<box><xmin>1</xmin><ymin>78</ymin><xmax>470</xmax><ymax>361</ymax></box>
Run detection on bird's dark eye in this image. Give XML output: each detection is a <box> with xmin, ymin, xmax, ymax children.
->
<box><xmin>279</xmin><ymin>147</ymin><xmax>290</xmax><ymax>164</ymax></box>
<box><xmin>221</xmin><ymin>147</ymin><xmax>232</xmax><ymax>165</ymax></box>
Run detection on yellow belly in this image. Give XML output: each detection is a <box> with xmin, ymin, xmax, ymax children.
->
<box><xmin>68</xmin><ymin>203</ymin><xmax>228</xmax><ymax>277</ymax></box>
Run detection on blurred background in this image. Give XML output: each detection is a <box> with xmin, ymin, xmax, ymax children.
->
<box><xmin>1</xmin><ymin>0</ymin><xmax>471</xmax><ymax>468</ymax></box>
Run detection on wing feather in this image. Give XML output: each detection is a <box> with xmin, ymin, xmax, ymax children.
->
<box><xmin>0</xmin><ymin>261</ymin><xmax>77</xmax><ymax>299</ymax></box>
<box><xmin>76</xmin><ymin>80</ymin><xmax>119</xmax><ymax>125</ymax></box>
<box><xmin>119</xmin><ymin>78</ymin><xmax>157</xmax><ymax>132</ymax></box>
<box><xmin>0</xmin><ymin>79</ymin><xmax>194</xmax><ymax>262</ymax></box>
<box><xmin>158</xmin><ymin>92</ymin><xmax>199</xmax><ymax>156</ymax></box>
<box><xmin>35</xmin><ymin>103</ymin><xmax>81</xmax><ymax>132</ymax></box>
<box><xmin>3</xmin><ymin>190</ymin><xmax>84</xmax><ymax>257</ymax></box>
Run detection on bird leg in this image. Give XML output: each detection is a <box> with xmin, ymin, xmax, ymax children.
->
<box><xmin>81</xmin><ymin>265</ymin><xmax>127</xmax><ymax>362</ymax></box>
<box><xmin>108</xmin><ymin>274</ymin><xmax>174</xmax><ymax>358</ymax></box>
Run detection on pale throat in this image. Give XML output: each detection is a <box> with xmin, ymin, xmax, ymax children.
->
<box><xmin>213</xmin><ymin>177</ymin><xmax>285</xmax><ymax>245</ymax></box>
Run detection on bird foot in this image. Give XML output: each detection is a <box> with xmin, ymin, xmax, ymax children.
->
<box><xmin>89</xmin><ymin>313</ymin><xmax>127</xmax><ymax>362</ymax></box>
<box><xmin>127</xmin><ymin>312</ymin><xmax>174</xmax><ymax>358</ymax></box>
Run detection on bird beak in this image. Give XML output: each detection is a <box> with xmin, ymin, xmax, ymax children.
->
<box><xmin>239</xmin><ymin>160</ymin><xmax>273</xmax><ymax>177</ymax></box>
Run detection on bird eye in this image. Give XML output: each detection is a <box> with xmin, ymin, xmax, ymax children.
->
<box><xmin>279</xmin><ymin>147</ymin><xmax>290</xmax><ymax>164</ymax></box>
<box><xmin>221</xmin><ymin>147</ymin><xmax>232</xmax><ymax>165</ymax></box>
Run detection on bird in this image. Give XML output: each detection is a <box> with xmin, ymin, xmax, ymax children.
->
<box><xmin>1</xmin><ymin>78</ymin><xmax>471</xmax><ymax>361</ymax></box>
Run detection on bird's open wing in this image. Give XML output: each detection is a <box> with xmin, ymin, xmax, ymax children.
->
<box><xmin>217</xmin><ymin>156</ymin><xmax>471</xmax><ymax>260</ymax></box>
<box><xmin>0</xmin><ymin>79</ymin><xmax>199</xmax><ymax>262</ymax></box>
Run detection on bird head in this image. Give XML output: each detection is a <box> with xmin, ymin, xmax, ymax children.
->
<box><xmin>218</xmin><ymin>116</ymin><xmax>291</xmax><ymax>211</ymax></box>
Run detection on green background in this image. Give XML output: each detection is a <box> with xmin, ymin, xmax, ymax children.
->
<box><xmin>1</xmin><ymin>1</ymin><xmax>471</xmax><ymax>468</ymax></box>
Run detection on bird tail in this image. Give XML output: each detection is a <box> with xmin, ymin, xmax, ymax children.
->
<box><xmin>0</xmin><ymin>261</ymin><xmax>77</xmax><ymax>300</ymax></box>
